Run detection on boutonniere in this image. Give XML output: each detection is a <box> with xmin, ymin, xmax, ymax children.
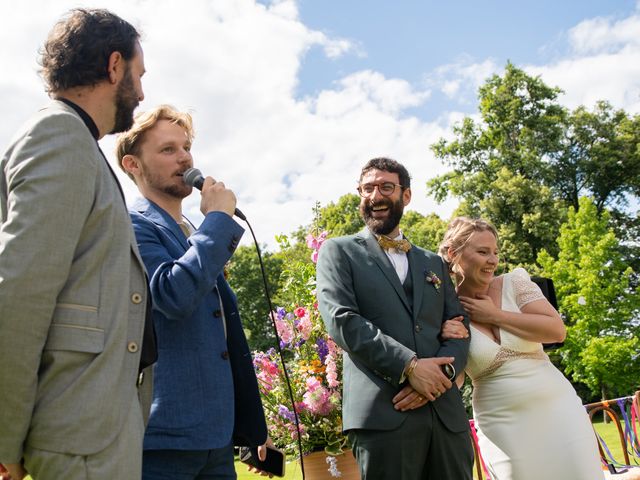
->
<box><xmin>425</xmin><ymin>270</ymin><xmax>441</xmax><ymax>292</ymax></box>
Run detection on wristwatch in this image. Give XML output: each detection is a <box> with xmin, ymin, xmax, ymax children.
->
<box><xmin>441</xmin><ymin>363</ymin><xmax>456</xmax><ymax>381</ymax></box>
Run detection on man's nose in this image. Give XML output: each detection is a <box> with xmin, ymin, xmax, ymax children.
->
<box><xmin>370</xmin><ymin>185</ymin><xmax>385</xmax><ymax>200</ymax></box>
<box><xmin>178</xmin><ymin>150</ymin><xmax>192</xmax><ymax>163</ymax></box>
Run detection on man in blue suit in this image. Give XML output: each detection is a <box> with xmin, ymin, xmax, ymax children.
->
<box><xmin>116</xmin><ymin>105</ymin><xmax>269</xmax><ymax>479</ymax></box>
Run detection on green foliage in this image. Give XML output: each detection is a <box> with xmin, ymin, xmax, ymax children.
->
<box><xmin>318</xmin><ymin>194</ymin><xmax>364</xmax><ymax>237</ymax></box>
<box><xmin>399</xmin><ymin>211</ymin><xmax>447</xmax><ymax>252</ymax></box>
<box><xmin>538</xmin><ymin>197</ymin><xmax>640</xmax><ymax>397</ymax></box>
<box><xmin>226</xmin><ymin>245</ymin><xmax>284</xmax><ymax>351</ymax></box>
<box><xmin>428</xmin><ymin>63</ymin><xmax>640</xmax><ymax>267</ymax></box>
<box><xmin>273</xmin><ymin>233</ymin><xmax>317</xmax><ymax>308</ymax></box>
<box><xmin>556</xmin><ymin>101</ymin><xmax>640</xmax><ymax>213</ymax></box>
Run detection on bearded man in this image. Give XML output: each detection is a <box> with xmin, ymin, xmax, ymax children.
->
<box><xmin>316</xmin><ymin>157</ymin><xmax>473</xmax><ymax>480</ymax></box>
<box><xmin>116</xmin><ymin>105</ymin><xmax>269</xmax><ymax>479</ymax></box>
<box><xmin>0</xmin><ymin>9</ymin><xmax>154</xmax><ymax>480</ymax></box>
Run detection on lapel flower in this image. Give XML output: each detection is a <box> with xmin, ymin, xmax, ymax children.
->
<box><xmin>425</xmin><ymin>270</ymin><xmax>441</xmax><ymax>292</ymax></box>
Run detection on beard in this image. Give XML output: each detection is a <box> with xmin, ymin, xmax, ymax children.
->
<box><xmin>360</xmin><ymin>196</ymin><xmax>404</xmax><ymax>235</ymax></box>
<box><xmin>110</xmin><ymin>66</ymin><xmax>139</xmax><ymax>134</ymax></box>
<box><xmin>140</xmin><ymin>165</ymin><xmax>192</xmax><ymax>199</ymax></box>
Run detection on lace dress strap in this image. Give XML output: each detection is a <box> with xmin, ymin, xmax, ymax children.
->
<box><xmin>511</xmin><ymin>267</ymin><xmax>545</xmax><ymax>309</ymax></box>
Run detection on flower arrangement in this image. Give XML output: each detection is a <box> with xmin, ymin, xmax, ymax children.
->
<box><xmin>252</xmin><ymin>229</ymin><xmax>349</xmax><ymax>457</ymax></box>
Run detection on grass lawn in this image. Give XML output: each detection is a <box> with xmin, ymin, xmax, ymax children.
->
<box><xmin>234</xmin><ymin>419</ymin><xmax>639</xmax><ymax>480</ymax></box>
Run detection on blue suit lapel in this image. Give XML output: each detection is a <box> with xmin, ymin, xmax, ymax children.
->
<box><xmin>132</xmin><ymin>197</ymin><xmax>190</xmax><ymax>250</ymax></box>
<box><xmin>358</xmin><ymin>229</ymin><xmax>411</xmax><ymax>314</ymax></box>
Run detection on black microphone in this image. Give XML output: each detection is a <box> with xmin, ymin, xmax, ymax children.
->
<box><xmin>182</xmin><ymin>167</ymin><xmax>246</xmax><ymax>221</ymax></box>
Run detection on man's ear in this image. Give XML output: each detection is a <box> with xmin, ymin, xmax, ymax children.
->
<box><xmin>402</xmin><ymin>187</ymin><xmax>412</xmax><ymax>206</ymax></box>
<box><xmin>107</xmin><ymin>51</ymin><xmax>124</xmax><ymax>84</ymax></box>
<box><xmin>121</xmin><ymin>154</ymin><xmax>141</xmax><ymax>177</ymax></box>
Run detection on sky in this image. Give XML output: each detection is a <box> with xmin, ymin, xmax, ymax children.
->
<box><xmin>1</xmin><ymin>0</ymin><xmax>639</xmax><ymax>249</ymax></box>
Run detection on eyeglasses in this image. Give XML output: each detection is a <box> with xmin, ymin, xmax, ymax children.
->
<box><xmin>357</xmin><ymin>182</ymin><xmax>404</xmax><ymax>197</ymax></box>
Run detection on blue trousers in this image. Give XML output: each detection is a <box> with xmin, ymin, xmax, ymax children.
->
<box><xmin>142</xmin><ymin>442</ymin><xmax>236</xmax><ymax>480</ymax></box>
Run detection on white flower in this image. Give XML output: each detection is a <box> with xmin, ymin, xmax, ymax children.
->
<box><xmin>326</xmin><ymin>455</ymin><xmax>342</xmax><ymax>477</ymax></box>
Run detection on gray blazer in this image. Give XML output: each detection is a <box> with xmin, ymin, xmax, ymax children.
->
<box><xmin>316</xmin><ymin>228</ymin><xmax>470</xmax><ymax>433</ymax></box>
<box><xmin>0</xmin><ymin>101</ymin><xmax>148</xmax><ymax>463</ymax></box>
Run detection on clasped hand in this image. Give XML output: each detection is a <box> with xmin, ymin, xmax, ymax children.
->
<box><xmin>392</xmin><ymin>357</ymin><xmax>454</xmax><ymax>412</ymax></box>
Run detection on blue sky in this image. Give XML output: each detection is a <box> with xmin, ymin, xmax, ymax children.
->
<box><xmin>1</xmin><ymin>0</ymin><xmax>639</xmax><ymax>248</ymax></box>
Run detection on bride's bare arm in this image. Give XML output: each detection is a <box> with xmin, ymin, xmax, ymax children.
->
<box><xmin>458</xmin><ymin>294</ymin><xmax>565</xmax><ymax>343</ymax></box>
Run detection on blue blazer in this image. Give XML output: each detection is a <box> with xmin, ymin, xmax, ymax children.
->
<box><xmin>130</xmin><ymin>198</ymin><xmax>267</xmax><ymax>450</ymax></box>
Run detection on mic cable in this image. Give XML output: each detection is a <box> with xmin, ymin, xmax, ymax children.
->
<box><xmin>237</xmin><ymin>213</ymin><xmax>308</xmax><ymax>478</ymax></box>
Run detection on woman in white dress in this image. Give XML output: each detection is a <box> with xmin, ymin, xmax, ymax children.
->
<box><xmin>438</xmin><ymin>216</ymin><xmax>605</xmax><ymax>480</ymax></box>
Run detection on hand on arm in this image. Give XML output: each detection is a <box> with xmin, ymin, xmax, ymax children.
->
<box><xmin>440</xmin><ymin>315</ymin><xmax>469</xmax><ymax>340</ymax></box>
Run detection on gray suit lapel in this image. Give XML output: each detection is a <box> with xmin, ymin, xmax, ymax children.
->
<box><xmin>358</xmin><ymin>229</ymin><xmax>411</xmax><ymax>313</ymax></box>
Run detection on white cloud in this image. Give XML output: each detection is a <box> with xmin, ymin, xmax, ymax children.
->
<box><xmin>4</xmin><ymin>1</ymin><xmax>639</xmax><ymax>251</ymax></box>
<box><xmin>528</xmin><ymin>13</ymin><xmax>640</xmax><ymax>113</ymax></box>
<box><xmin>0</xmin><ymin>0</ymin><xmax>456</xmax><ymax>250</ymax></box>
<box><xmin>426</xmin><ymin>57</ymin><xmax>500</xmax><ymax>103</ymax></box>
<box><xmin>568</xmin><ymin>14</ymin><xmax>640</xmax><ymax>54</ymax></box>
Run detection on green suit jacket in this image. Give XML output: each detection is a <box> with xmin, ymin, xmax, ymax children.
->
<box><xmin>316</xmin><ymin>228</ymin><xmax>470</xmax><ymax>433</ymax></box>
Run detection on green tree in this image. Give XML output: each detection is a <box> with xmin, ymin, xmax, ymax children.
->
<box><xmin>428</xmin><ymin>63</ymin><xmax>640</xmax><ymax>267</ymax></box>
<box><xmin>320</xmin><ymin>194</ymin><xmax>364</xmax><ymax>237</ymax></box>
<box><xmin>538</xmin><ymin>197</ymin><xmax>640</xmax><ymax>398</ymax></box>
<box><xmin>555</xmin><ymin>101</ymin><xmax>640</xmax><ymax>213</ymax></box>
<box><xmin>400</xmin><ymin>211</ymin><xmax>447</xmax><ymax>252</ymax></box>
<box><xmin>226</xmin><ymin>244</ymin><xmax>284</xmax><ymax>351</ymax></box>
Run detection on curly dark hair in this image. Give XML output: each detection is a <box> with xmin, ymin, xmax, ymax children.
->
<box><xmin>359</xmin><ymin>157</ymin><xmax>411</xmax><ymax>188</ymax></box>
<box><xmin>39</xmin><ymin>8</ymin><xmax>140</xmax><ymax>93</ymax></box>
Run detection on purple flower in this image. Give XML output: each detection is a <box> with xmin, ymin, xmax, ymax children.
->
<box><xmin>278</xmin><ymin>405</ymin><xmax>296</xmax><ymax>422</ymax></box>
<box><xmin>316</xmin><ymin>338</ymin><xmax>329</xmax><ymax>363</ymax></box>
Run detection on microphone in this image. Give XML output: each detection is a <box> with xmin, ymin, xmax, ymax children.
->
<box><xmin>182</xmin><ymin>167</ymin><xmax>246</xmax><ymax>221</ymax></box>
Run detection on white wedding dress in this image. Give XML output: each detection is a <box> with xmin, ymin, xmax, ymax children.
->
<box><xmin>466</xmin><ymin>268</ymin><xmax>604</xmax><ymax>480</ymax></box>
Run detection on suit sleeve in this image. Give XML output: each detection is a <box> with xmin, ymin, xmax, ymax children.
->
<box><xmin>434</xmin><ymin>258</ymin><xmax>470</xmax><ymax>377</ymax></box>
<box><xmin>316</xmin><ymin>239</ymin><xmax>415</xmax><ymax>386</ymax></box>
<box><xmin>0</xmin><ymin>115</ymin><xmax>97</xmax><ymax>463</ymax></box>
<box><xmin>131</xmin><ymin>210</ymin><xmax>244</xmax><ymax>320</ymax></box>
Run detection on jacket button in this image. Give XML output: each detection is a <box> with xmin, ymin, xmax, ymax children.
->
<box><xmin>414</xmin><ymin>324</ymin><xmax>422</xmax><ymax>333</ymax></box>
<box><xmin>127</xmin><ymin>341</ymin><xmax>139</xmax><ymax>353</ymax></box>
<box><xmin>221</xmin><ymin>350</ymin><xmax>229</xmax><ymax>360</ymax></box>
<box><xmin>213</xmin><ymin>310</ymin><xmax>222</xmax><ymax>318</ymax></box>
<box><xmin>131</xmin><ymin>293</ymin><xmax>143</xmax><ymax>304</ymax></box>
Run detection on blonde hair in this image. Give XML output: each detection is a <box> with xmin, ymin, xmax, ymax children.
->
<box><xmin>438</xmin><ymin>216</ymin><xmax>499</xmax><ymax>276</ymax></box>
<box><xmin>115</xmin><ymin>104</ymin><xmax>194</xmax><ymax>181</ymax></box>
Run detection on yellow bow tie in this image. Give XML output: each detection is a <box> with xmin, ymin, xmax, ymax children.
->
<box><xmin>378</xmin><ymin>235</ymin><xmax>411</xmax><ymax>253</ymax></box>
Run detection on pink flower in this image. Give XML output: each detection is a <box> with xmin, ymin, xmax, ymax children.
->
<box><xmin>306</xmin><ymin>231</ymin><xmax>328</xmax><ymax>264</ymax></box>
<box><xmin>275</xmin><ymin>318</ymin><xmax>294</xmax><ymax>344</ymax></box>
<box><xmin>325</xmin><ymin>353</ymin><xmax>339</xmax><ymax>388</ymax></box>
<box><xmin>297</xmin><ymin>314</ymin><xmax>313</xmax><ymax>341</ymax></box>
<box><xmin>294</xmin><ymin>306</ymin><xmax>307</xmax><ymax>318</ymax></box>
<box><xmin>303</xmin><ymin>377</ymin><xmax>333</xmax><ymax>416</ymax></box>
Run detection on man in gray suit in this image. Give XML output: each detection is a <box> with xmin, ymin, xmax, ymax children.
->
<box><xmin>316</xmin><ymin>157</ymin><xmax>473</xmax><ymax>479</ymax></box>
<box><xmin>0</xmin><ymin>9</ymin><xmax>155</xmax><ymax>480</ymax></box>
